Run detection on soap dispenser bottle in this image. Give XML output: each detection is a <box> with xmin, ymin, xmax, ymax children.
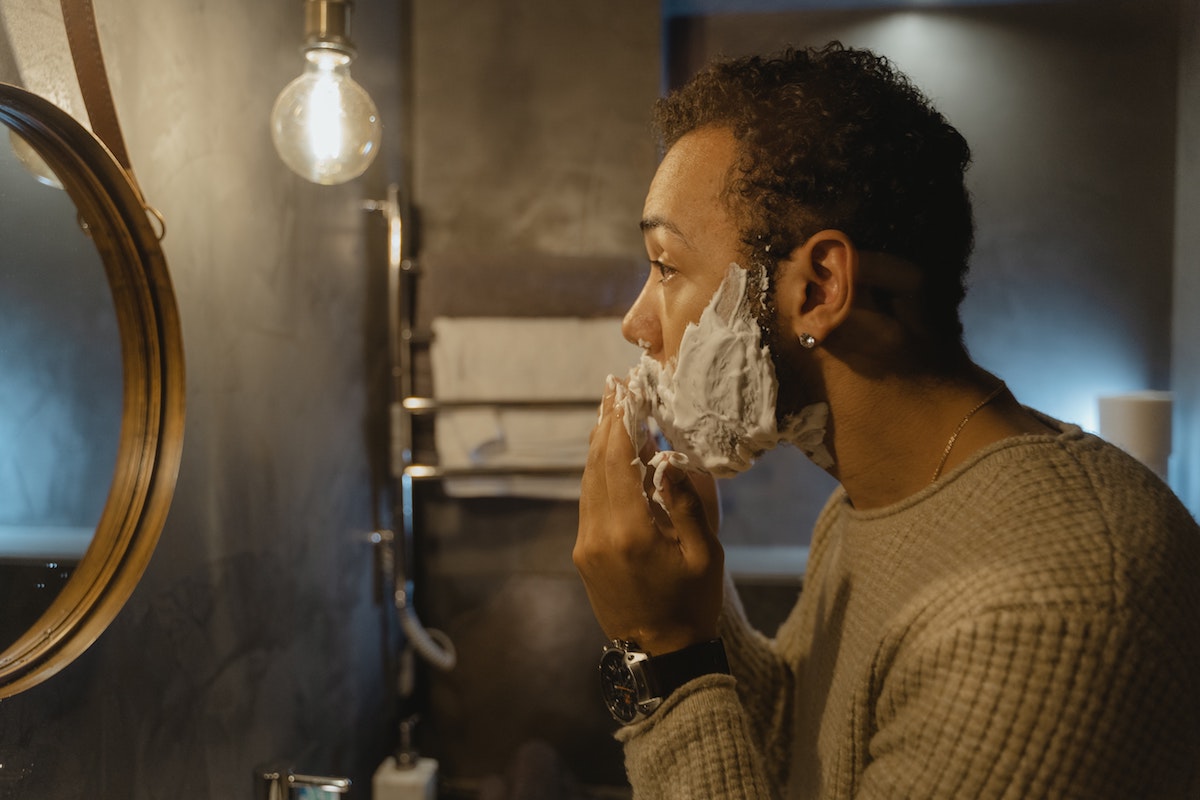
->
<box><xmin>373</xmin><ymin>716</ymin><xmax>438</xmax><ymax>800</ymax></box>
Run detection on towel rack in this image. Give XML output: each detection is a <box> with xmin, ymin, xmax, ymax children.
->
<box><xmin>365</xmin><ymin>185</ymin><xmax>459</xmax><ymax>687</ymax></box>
<box><xmin>401</xmin><ymin>397</ymin><xmax>597</xmax><ymax>413</ymax></box>
<box><xmin>367</xmin><ymin>183</ymin><xmax>599</xmax><ymax>677</ymax></box>
<box><xmin>392</xmin><ymin>396</ymin><xmax>597</xmax><ymax>480</ymax></box>
<box><xmin>378</xmin><ymin>192</ymin><xmax>599</xmax><ymax>484</ymax></box>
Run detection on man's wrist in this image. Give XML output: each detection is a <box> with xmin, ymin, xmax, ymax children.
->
<box><xmin>598</xmin><ymin>638</ymin><xmax>730</xmax><ymax>725</ymax></box>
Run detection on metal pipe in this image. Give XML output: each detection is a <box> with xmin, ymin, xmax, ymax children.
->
<box><xmin>256</xmin><ymin>766</ymin><xmax>351</xmax><ymax>798</ymax></box>
<box><xmin>403</xmin><ymin>464</ymin><xmax>585</xmax><ymax>480</ymax></box>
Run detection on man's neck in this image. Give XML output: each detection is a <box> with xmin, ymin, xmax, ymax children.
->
<box><xmin>823</xmin><ymin>368</ymin><xmax>1050</xmax><ymax>510</ymax></box>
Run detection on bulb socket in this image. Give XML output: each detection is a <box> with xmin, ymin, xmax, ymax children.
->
<box><xmin>303</xmin><ymin>0</ymin><xmax>356</xmax><ymax>56</ymax></box>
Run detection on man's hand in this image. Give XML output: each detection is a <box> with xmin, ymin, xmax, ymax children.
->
<box><xmin>573</xmin><ymin>382</ymin><xmax>724</xmax><ymax>656</ymax></box>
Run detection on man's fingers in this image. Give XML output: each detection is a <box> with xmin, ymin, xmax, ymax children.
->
<box><xmin>604</xmin><ymin>400</ymin><xmax>651</xmax><ymax>514</ymax></box>
<box><xmin>656</xmin><ymin>462</ymin><xmax>722</xmax><ymax>568</ymax></box>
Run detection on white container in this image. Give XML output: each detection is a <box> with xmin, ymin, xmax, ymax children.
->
<box><xmin>1098</xmin><ymin>391</ymin><xmax>1173</xmax><ymax>480</ymax></box>
<box><xmin>373</xmin><ymin>756</ymin><xmax>438</xmax><ymax>800</ymax></box>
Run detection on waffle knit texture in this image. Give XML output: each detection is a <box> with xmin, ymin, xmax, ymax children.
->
<box><xmin>618</xmin><ymin>422</ymin><xmax>1200</xmax><ymax>799</ymax></box>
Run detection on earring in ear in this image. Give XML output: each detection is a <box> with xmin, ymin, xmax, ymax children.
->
<box><xmin>798</xmin><ymin>333</ymin><xmax>817</xmax><ymax>349</ymax></box>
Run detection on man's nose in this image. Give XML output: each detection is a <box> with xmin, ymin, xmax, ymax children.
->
<box><xmin>621</xmin><ymin>282</ymin><xmax>661</xmax><ymax>355</ymax></box>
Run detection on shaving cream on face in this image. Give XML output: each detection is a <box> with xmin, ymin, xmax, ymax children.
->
<box><xmin>616</xmin><ymin>263</ymin><xmax>832</xmax><ymax>478</ymax></box>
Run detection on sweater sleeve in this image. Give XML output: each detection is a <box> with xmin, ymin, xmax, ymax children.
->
<box><xmin>617</xmin><ymin>674</ymin><xmax>777</xmax><ymax>800</ymax></box>
<box><xmin>718</xmin><ymin>571</ymin><xmax>797</xmax><ymax>789</ymax></box>
<box><xmin>857</xmin><ymin>605</ymin><xmax>1200</xmax><ymax>800</ymax></box>
<box><xmin>615</xmin><ymin>575</ymin><xmax>793</xmax><ymax>800</ymax></box>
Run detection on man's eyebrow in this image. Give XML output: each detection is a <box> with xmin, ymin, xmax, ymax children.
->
<box><xmin>640</xmin><ymin>215</ymin><xmax>693</xmax><ymax>249</ymax></box>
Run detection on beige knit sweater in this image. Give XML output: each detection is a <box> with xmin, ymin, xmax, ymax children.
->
<box><xmin>619</xmin><ymin>422</ymin><xmax>1200</xmax><ymax>799</ymax></box>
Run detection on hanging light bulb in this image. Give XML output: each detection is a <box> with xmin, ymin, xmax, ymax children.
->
<box><xmin>270</xmin><ymin>0</ymin><xmax>381</xmax><ymax>185</ymax></box>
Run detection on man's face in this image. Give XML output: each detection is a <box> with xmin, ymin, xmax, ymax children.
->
<box><xmin>623</xmin><ymin>127</ymin><xmax>745</xmax><ymax>362</ymax></box>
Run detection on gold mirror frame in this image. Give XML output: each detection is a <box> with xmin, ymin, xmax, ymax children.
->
<box><xmin>0</xmin><ymin>82</ymin><xmax>185</xmax><ymax>697</ymax></box>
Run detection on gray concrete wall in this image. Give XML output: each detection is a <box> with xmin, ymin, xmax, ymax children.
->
<box><xmin>0</xmin><ymin>0</ymin><xmax>404</xmax><ymax>795</ymax></box>
<box><xmin>412</xmin><ymin>2</ymin><xmax>659</xmax><ymax>258</ymax></box>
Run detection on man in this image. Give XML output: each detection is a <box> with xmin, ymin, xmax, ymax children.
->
<box><xmin>574</xmin><ymin>43</ymin><xmax>1200</xmax><ymax>799</ymax></box>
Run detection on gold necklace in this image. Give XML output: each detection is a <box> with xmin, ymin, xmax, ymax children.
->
<box><xmin>931</xmin><ymin>384</ymin><xmax>1006</xmax><ymax>482</ymax></box>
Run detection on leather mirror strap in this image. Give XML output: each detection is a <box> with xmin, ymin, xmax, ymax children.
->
<box><xmin>59</xmin><ymin>0</ymin><xmax>132</xmax><ymax>173</ymax></box>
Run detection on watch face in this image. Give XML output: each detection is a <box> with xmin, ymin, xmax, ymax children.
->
<box><xmin>599</xmin><ymin>648</ymin><xmax>640</xmax><ymax>724</ymax></box>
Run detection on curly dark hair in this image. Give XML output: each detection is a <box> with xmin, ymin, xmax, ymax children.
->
<box><xmin>653</xmin><ymin>43</ymin><xmax>975</xmax><ymax>365</ymax></box>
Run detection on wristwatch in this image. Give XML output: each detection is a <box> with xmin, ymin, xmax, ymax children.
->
<box><xmin>598</xmin><ymin>638</ymin><xmax>730</xmax><ymax>725</ymax></box>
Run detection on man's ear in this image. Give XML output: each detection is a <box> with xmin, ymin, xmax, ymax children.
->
<box><xmin>774</xmin><ymin>229</ymin><xmax>857</xmax><ymax>345</ymax></box>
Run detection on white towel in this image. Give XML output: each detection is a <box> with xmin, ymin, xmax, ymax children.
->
<box><xmin>429</xmin><ymin>317</ymin><xmax>640</xmax><ymax>499</ymax></box>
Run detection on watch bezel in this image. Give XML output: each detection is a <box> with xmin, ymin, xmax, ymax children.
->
<box><xmin>599</xmin><ymin>641</ymin><xmax>660</xmax><ymax>724</ymax></box>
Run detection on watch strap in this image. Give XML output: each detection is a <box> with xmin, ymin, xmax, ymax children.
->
<box><xmin>645</xmin><ymin>638</ymin><xmax>730</xmax><ymax>698</ymax></box>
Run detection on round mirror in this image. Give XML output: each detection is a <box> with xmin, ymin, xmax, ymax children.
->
<box><xmin>0</xmin><ymin>82</ymin><xmax>185</xmax><ymax>697</ymax></box>
<box><xmin>0</xmin><ymin>120</ymin><xmax>120</xmax><ymax>651</ymax></box>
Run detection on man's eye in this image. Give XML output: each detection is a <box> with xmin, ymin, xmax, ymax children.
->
<box><xmin>650</xmin><ymin>260</ymin><xmax>678</xmax><ymax>283</ymax></box>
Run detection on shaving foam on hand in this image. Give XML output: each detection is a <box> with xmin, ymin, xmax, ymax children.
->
<box><xmin>647</xmin><ymin>450</ymin><xmax>690</xmax><ymax>512</ymax></box>
<box><xmin>600</xmin><ymin>373</ymin><xmax>653</xmax><ymax>497</ymax></box>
